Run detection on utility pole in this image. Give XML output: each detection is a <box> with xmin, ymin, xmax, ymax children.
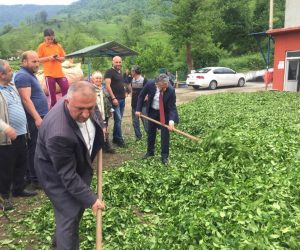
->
<box><xmin>269</xmin><ymin>0</ymin><xmax>274</xmax><ymax>29</ymax></box>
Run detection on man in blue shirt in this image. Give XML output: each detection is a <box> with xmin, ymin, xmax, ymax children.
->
<box><xmin>0</xmin><ymin>59</ymin><xmax>37</xmax><ymax>211</ymax></box>
<box><xmin>14</xmin><ymin>51</ymin><xmax>49</xmax><ymax>190</ymax></box>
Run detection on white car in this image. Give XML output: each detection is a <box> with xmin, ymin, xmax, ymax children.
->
<box><xmin>186</xmin><ymin>67</ymin><xmax>246</xmax><ymax>90</ymax></box>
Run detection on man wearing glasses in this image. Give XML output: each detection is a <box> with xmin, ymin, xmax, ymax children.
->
<box><xmin>14</xmin><ymin>51</ymin><xmax>49</xmax><ymax>191</ymax></box>
<box><xmin>135</xmin><ymin>73</ymin><xmax>179</xmax><ymax>165</ymax></box>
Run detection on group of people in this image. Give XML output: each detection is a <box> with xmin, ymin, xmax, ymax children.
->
<box><xmin>0</xmin><ymin>27</ymin><xmax>179</xmax><ymax>249</ymax></box>
<box><xmin>0</xmin><ymin>28</ymin><xmax>70</xmax><ymax>213</ymax></box>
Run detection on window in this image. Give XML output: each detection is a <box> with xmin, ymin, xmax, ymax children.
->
<box><xmin>223</xmin><ymin>68</ymin><xmax>235</xmax><ymax>74</ymax></box>
<box><xmin>213</xmin><ymin>69</ymin><xmax>223</xmax><ymax>74</ymax></box>
<box><xmin>287</xmin><ymin>60</ymin><xmax>299</xmax><ymax>80</ymax></box>
<box><xmin>287</xmin><ymin>51</ymin><xmax>300</xmax><ymax>58</ymax></box>
<box><xmin>196</xmin><ymin>68</ymin><xmax>211</xmax><ymax>73</ymax></box>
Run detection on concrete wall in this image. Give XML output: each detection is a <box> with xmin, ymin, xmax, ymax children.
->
<box><xmin>285</xmin><ymin>0</ymin><xmax>300</xmax><ymax>27</ymax></box>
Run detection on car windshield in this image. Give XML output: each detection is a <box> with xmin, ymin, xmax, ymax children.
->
<box><xmin>195</xmin><ymin>68</ymin><xmax>211</xmax><ymax>73</ymax></box>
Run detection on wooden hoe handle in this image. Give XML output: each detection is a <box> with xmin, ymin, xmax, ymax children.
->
<box><xmin>96</xmin><ymin>149</ymin><xmax>103</xmax><ymax>250</ymax></box>
<box><xmin>140</xmin><ymin>114</ymin><xmax>200</xmax><ymax>141</ymax></box>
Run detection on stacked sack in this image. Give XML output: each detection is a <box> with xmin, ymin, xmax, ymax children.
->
<box><xmin>37</xmin><ymin>60</ymin><xmax>84</xmax><ymax>96</ymax></box>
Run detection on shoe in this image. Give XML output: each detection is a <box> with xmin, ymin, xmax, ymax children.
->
<box><xmin>142</xmin><ymin>153</ymin><xmax>154</xmax><ymax>159</ymax></box>
<box><xmin>113</xmin><ymin>139</ymin><xmax>126</xmax><ymax>148</ymax></box>
<box><xmin>104</xmin><ymin>147</ymin><xmax>116</xmax><ymax>153</ymax></box>
<box><xmin>103</xmin><ymin>141</ymin><xmax>116</xmax><ymax>154</ymax></box>
<box><xmin>162</xmin><ymin>158</ymin><xmax>169</xmax><ymax>165</ymax></box>
<box><xmin>26</xmin><ymin>181</ymin><xmax>42</xmax><ymax>191</ymax></box>
<box><xmin>51</xmin><ymin>234</ymin><xmax>57</xmax><ymax>248</ymax></box>
<box><xmin>0</xmin><ymin>198</ymin><xmax>14</xmax><ymax>211</ymax></box>
<box><xmin>12</xmin><ymin>189</ymin><xmax>38</xmax><ymax>197</ymax></box>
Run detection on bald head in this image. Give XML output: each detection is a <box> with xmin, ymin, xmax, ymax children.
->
<box><xmin>21</xmin><ymin>50</ymin><xmax>38</xmax><ymax>63</ymax></box>
<box><xmin>112</xmin><ymin>56</ymin><xmax>122</xmax><ymax>71</ymax></box>
<box><xmin>67</xmin><ymin>81</ymin><xmax>96</xmax><ymax>99</ymax></box>
<box><xmin>21</xmin><ymin>50</ymin><xmax>40</xmax><ymax>74</ymax></box>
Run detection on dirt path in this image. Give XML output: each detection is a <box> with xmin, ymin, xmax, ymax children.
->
<box><xmin>0</xmin><ymin>82</ymin><xmax>266</xmax><ymax>248</ymax></box>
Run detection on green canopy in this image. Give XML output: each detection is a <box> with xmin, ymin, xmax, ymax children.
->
<box><xmin>65</xmin><ymin>41</ymin><xmax>138</xmax><ymax>58</ymax></box>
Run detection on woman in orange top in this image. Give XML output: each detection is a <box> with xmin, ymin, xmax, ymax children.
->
<box><xmin>37</xmin><ymin>28</ymin><xmax>69</xmax><ymax>108</ymax></box>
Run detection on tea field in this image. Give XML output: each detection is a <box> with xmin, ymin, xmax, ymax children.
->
<box><xmin>2</xmin><ymin>91</ymin><xmax>300</xmax><ymax>249</ymax></box>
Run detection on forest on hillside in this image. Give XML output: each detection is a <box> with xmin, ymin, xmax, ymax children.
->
<box><xmin>0</xmin><ymin>5</ymin><xmax>65</xmax><ymax>28</ymax></box>
<box><xmin>0</xmin><ymin>0</ymin><xmax>285</xmax><ymax>77</ymax></box>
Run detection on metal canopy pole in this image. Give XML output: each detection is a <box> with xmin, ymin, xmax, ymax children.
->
<box><xmin>254</xmin><ymin>36</ymin><xmax>268</xmax><ymax>67</ymax></box>
<box><xmin>87</xmin><ymin>58</ymin><xmax>91</xmax><ymax>82</ymax></box>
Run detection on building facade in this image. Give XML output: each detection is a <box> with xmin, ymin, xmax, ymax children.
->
<box><xmin>268</xmin><ymin>0</ymin><xmax>300</xmax><ymax>91</ymax></box>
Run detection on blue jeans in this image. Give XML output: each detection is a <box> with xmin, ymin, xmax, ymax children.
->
<box><xmin>132</xmin><ymin>105</ymin><xmax>148</xmax><ymax>139</ymax></box>
<box><xmin>113</xmin><ymin>98</ymin><xmax>125</xmax><ymax>142</ymax></box>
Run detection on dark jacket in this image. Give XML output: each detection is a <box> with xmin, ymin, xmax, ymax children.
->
<box><xmin>136</xmin><ymin>81</ymin><xmax>179</xmax><ymax>124</ymax></box>
<box><xmin>34</xmin><ymin>98</ymin><xmax>104</xmax><ymax>208</ymax></box>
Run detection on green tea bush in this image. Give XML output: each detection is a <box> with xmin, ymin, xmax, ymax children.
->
<box><xmin>6</xmin><ymin>91</ymin><xmax>300</xmax><ymax>249</ymax></box>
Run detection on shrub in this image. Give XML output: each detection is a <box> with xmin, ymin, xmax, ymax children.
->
<box><xmin>219</xmin><ymin>53</ymin><xmax>267</xmax><ymax>72</ymax></box>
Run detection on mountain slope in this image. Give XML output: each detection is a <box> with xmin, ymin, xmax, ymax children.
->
<box><xmin>0</xmin><ymin>5</ymin><xmax>66</xmax><ymax>28</ymax></box>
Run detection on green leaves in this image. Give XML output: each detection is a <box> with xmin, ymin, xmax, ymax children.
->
<box><xmin>4</xmin><ymin>91</ymin><xmax>300</xmax><ymax>249</ymax></box>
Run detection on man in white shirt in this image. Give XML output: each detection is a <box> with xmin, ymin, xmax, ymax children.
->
<box><xmin>34</xmin><ymin>81</ymin><xmax>105</xmax><ymax>249</ymax></box>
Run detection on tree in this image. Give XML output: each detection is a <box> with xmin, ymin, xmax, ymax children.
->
<box><xmin>126</xmin><ymin>42</ymin><xmax>176</xmax><ymax>76</ymax></box>
<box><xmin>0</xmin><ymin>40</ymin><xmax>10</xmax><ymax>58</ymax></box>
<box><xmin>162</xmin><ymin>0</ymin><xmax>215</xmax><ymax>73</ymax></box>
<box><xmin>252</xmin><ymin>0</ymin><xmax>285</xmax><ymax>32</ymax></box>
<box><xmin>40</xmin><ymin>11</ymin><xmax>48</xmax><ymax>24</ymax></box>
<box><xmin>0</xmin><ymin>24</ymin><xmax>13</xmax><ymax>36</ymax></box>
<box><xmin>212</xmin><ymin>0</ymin><xmax>252</xmax><ymax>55</ymax></box>
<box><xmin>35</xmin><ymin>11</ymin><xmax>48</xmax><ymax>24</ymax></box>
<box><xmin>120</xmin><ymin>9</ymin><xmax>145</xmax><ymax>47</ymax></box>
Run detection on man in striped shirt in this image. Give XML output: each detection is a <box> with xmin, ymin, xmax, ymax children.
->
<box><xmin>0</xmin><ymin>59</ymin><xmax>37</xmax><ymax>211</ymax></box>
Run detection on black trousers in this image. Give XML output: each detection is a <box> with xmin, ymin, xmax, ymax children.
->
<box><xmin>26</xmin><ymin>116</ymin><xmax>39</xmax><ymax>182</ymax></box>
<box><xmin>147</xmin><ymin>108</ymin><xmax>169</xmax><ymax>159</ymax></box>
<box><xmin>0</xmin><ymin>135</ymin><xmax>27</xmax><ymax>198</ymax></box>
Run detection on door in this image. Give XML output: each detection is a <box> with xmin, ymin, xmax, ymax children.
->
<box><xmin>222</xmin><ymin>68</ymin><xmax>237</xmax><ymax>85</ymax></box>
<box><xmin>284</xmin><ymin>51</ymin><xmax>300</xmax><ymax>92</ymax></box>
<box><xmin>284</xmin><ymin>59</ymin><xmax>299</xmax><ymax>91</ymax></box>
<box><xmin>213</xmin><ymin>68</ymin><xmax>227</xmax><ymax>86</ymax></box>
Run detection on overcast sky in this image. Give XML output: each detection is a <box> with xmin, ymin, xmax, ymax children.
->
<box><xmin>0</xmin><ymin>0</ymin><xmax>78</xmax><ymax>5</ymax></box>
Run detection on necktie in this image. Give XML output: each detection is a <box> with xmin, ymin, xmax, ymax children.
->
<box><xmin>159</xmin><ymin>92</ymin><xmax>165</xmax><ymax>124</ymax></box>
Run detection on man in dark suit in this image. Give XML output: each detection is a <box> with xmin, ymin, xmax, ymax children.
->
<box><xmin>135</xmin><ymin>74</ymin><xmax>179</xmax><ymax>164</ymax></box>
<box><xmin>34</xmin><ymin>81</ymin><xmax>105</xmax><ymax>250</ymax></box>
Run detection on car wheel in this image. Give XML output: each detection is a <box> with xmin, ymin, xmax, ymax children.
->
<box><xmin>237</xmin><ymin>78</ymin><xmax>245</xmax><ymax>87</ymax></box>
<box><xmin>209</xmin><ymin>81</ymin><xmax>217</xmax><ymax>90</ymax></box>
<box><xmin>192</xmin><ymin>86</ymin><xmax>200</xmax><ymax>90</ymax></box>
